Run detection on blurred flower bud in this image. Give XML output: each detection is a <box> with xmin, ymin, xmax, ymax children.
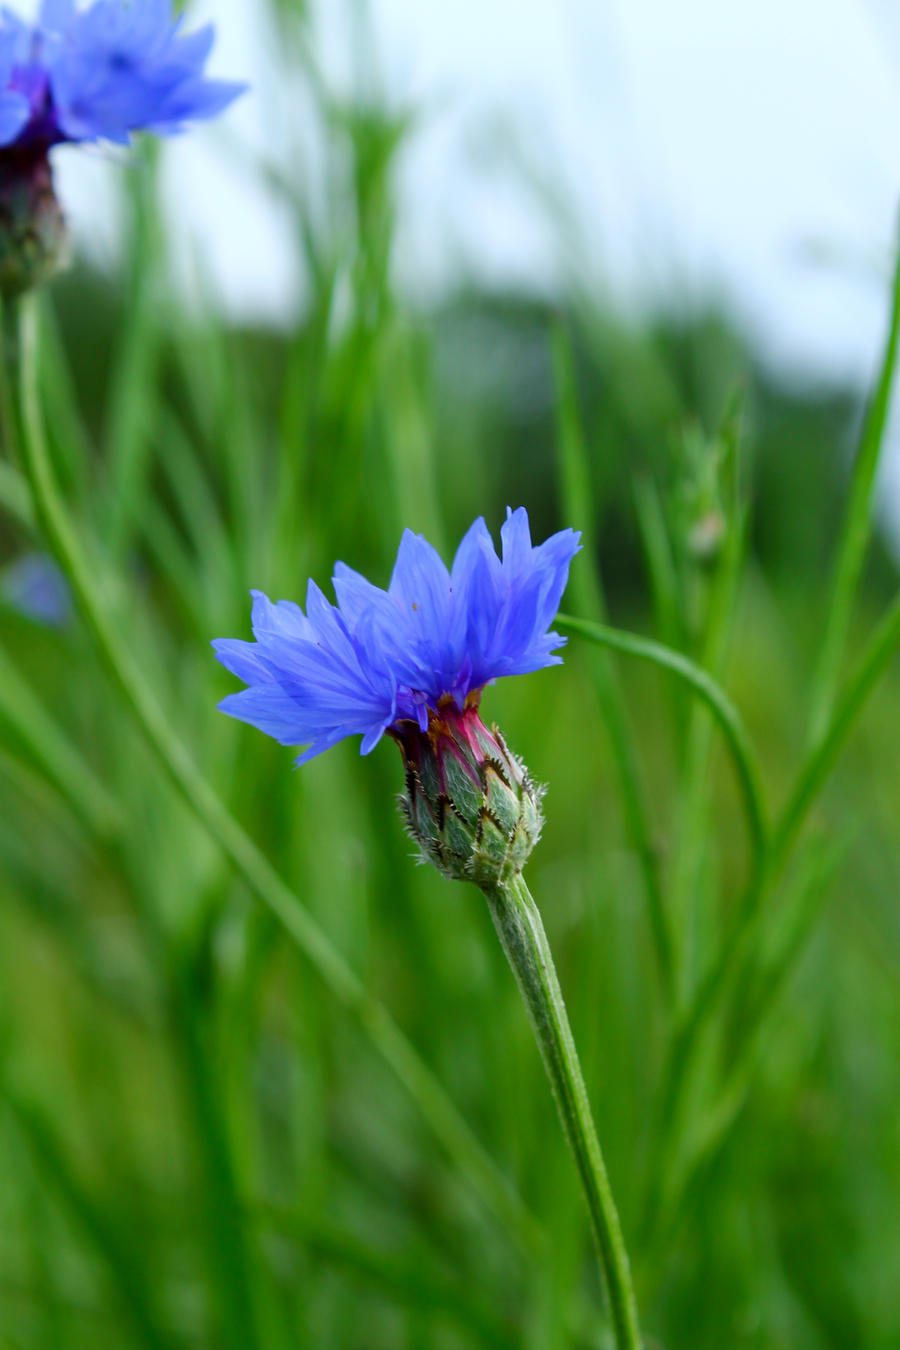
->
<box><xmin>687</xmin><ymin>508</ymin><xmax>727</xmax><ymax>563</ymax></box>
<box><xmin>0</xmin><ymin>149</ymin><xmax>67</xmax><ymax>296</ymax></box>
<box><xmin>672</xmin><ymin>419</ymin><xmax>737</xmax><ymax>570</ymax></box>
<box><xmin>393</xmin><ymin>697</ymin><xmax>544</xmax><ymax>888</ymax></box>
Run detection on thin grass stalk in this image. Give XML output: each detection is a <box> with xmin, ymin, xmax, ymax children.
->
<box><xmin>632</xmin><ymin>474</ymin><xmax>694</xmax><ymax>793</ymax></box>
<box><xmin>552</xmin><ymin>327</ymin><xmax>674</xmax><ymax>1003</ymax></box>
<box><xmin>652</xmin><ymin>834</ymin><xmax>846</xmax><ymax>1258</ymax></box>
<box><xmin>556</xmin><ymin>612</ymin><xmax>768</xmax><ymax>874</ymax></box>
<box><xmin>1</xmin><ymin>1089</ymin><xmax>174</xmax><ymax>1350</ymax></box>
<box><xmin>632</xmin><ymin>475</ymin><xmax>685</xmax><ymax>655</ymax></box>
<box><xmin>650</xmin><ymin>586</ymin><xmax>900</xmax><ymax>1238</ymax></box>
<box><xmin>0</xmin><ymin>642</ymin><xmax>122</xmax><ymax>839</ymax></box>
<box><xmin>168</xmin><ymin>950</ymin><xmax>263</xmax><ymax>1350</ymax></box>
<box><xmin>103</xmin><ymin>143</ymin><xmax>164</xmax><ymax>560</ymax></box>
<box><xmin>667</xmin><ymin>407</ymin><xmax>746</xmax><ymax>999</ymax></box>
<box><xmin>807</xmin><ymin>221</ymin><xmax>900</xmax><ymax>742</ymax></box>
<box><xmin>774</xmin><ymin>586</ymin><xmax>900</xmax><ymax>870</ymax></box>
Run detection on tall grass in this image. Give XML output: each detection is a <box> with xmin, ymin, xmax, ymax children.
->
<box><xmin>2</xmin><ymin>9</ymin><xmax>900</xmax><ymax>1348</ymax></box>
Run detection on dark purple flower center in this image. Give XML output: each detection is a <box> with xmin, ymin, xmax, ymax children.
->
<box><xmin>390</xmin><ymin>694</ymin><xmax>497</xmax><ymax>787</ymax></box>
<box><xmin>2</xmin><ymin>64</ymin><xmax>62</xmax><ymax>152</ymax></box>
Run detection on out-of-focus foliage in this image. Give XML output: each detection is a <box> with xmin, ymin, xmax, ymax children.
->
<box><xmin>1</xmin><ymin>8</ymin><xmax>899</xmax><ymax>1349</ymax></box>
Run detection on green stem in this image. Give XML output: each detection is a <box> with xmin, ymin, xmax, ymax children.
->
<box><xmin>0</xmin><ymin>293</ymin><xmax>540</xmax><ymax>1261</ymax></box>
<box><xmin>557</xmin><ymin>612</ymin><xmax>768</xmax><ymax>879</ymax></box>
<box><xmin>667</xmin><ymin>403</ymin><xmax>746</xmax><ymax>999</ymax></box>
<box><xmin>807</xmin><ymin>220</ymin><xmax>900</xmax><ymax>743</ymax></box>
<box><xmin>483</xmin><ymin>873</ymin><xmax>643</xmax><ymax>1350</ymax></box>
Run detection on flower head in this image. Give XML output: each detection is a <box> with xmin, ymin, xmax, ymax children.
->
<box><xmin>0</xmin><ymin>0</ymin><xmax>243</xmax><ymax>153</ymax></box>
<box><xmin>0</xmin><ymin>1</ymin><xmax>242</xmax><ymax>293</ymax></box>
<box><xmin>213</xmin><ymin>507</ymin><xmax>581</xmax><ymax>766</ymax></box>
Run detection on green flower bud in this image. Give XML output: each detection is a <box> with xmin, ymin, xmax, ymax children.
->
<box><xmin>392</xmin><ymin>696</ymin><xmax>544</xmax><ymax>888</ymax></box>
<box><xmin>0</xmin><ymin>150</ymin><xmax>68</xmax><ymax>298</ymax></box>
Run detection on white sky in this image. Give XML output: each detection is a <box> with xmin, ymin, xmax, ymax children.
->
<box><xmin>53</xmin><ymin>0</ymin><xmax>900</xmax><ymax>527</ymax></box>
<box><xmin>55</xmin><ymin>0</ymin><xmax>900</xmax><ymax>366</ymax></box>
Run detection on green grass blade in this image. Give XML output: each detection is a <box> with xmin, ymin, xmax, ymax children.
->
<box><xmin>0</xmin><ymin>642</ymin><xmax>122</xmax><ymax>840</ymax></box>
<box><xmin>775</xmin><ymin>586</ymin><xmax>900</xmax><ymax>872</ymax></box>
<box><xmin>657</xmin><ymin>834</ymin><xmax>847</xmax><ymax>1252</ymax></box>
<box><xmin>250</xmin><ymin>1199</ymin><xmax>519</xmax><ymax>1349</ymax></box>
<box><xmin>102</xmin><ymin>148</ymin><xmax>164</xmax><ymax>560</ymax></box>
<box><xmin>0</xmin><ymin>461</ymin><xmax>32</xmax><ymax>527</ymax></box>
<box><xmin>632</xmin><ymin>473</ymin><xmax>685</xmax><ymax>654</ymax></box>
<box><xmin>168</xmin><ymin>953</ymin><xmax>263</xmax><ymax>1350</ymax></box>
<box><xmin>667</xmin><ymin>399</ymin><xmax>747</xmax><ymax>995</ymax></box>
<box><xmin>1</xmin><ymin>1088</ymin><xmax>175</xmax><ymax>1350</ymax></box>
<box><xmin>807</xmin><ymin>222</ymin><xmax>900</xmax><ymax>742</ymax></box>
<box><xmin>653</xmin><ymin>586</ymin><xmax>900</xmax><ymax>1224</ymax></box>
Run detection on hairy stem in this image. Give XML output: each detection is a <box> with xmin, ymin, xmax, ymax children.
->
<box><xmin>483</xmin><ymin>872</ymin><xmax>643</xmax><ymax>1350</ymax></box>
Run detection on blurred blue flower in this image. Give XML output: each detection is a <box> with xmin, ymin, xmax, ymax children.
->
<box><xmin>0</xmin><ymin>0</ymin><xmax>243</xmax><ymax>152</ymax></box>
<box><xmin>2</xmin><ymin>551</ymin><xmax>71</xmax><ymax>626</ymax></box>
<box><xmin>213</xmin><ymin>508</ymin><xmax>581</xmax><ymax>765</ymax></box>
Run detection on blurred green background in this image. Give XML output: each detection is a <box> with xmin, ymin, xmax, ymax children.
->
<box><xmin>2</xmin><ymin>4</ymin><xmax>900</xmax><ymax>1348</ymax></box>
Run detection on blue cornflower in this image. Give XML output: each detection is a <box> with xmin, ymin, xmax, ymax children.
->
<box><xmin>0</xmin><ymin>0</ymin><xmax>243</xmax><ymax>152</ymax></box>
<box><xmin>1</xmin><ymin>551</ymin><xmax>71</xmax><ymax>626</ymax></box>
<box><xmin>213</xmin><ymin>508</ymin><xmax>582</xmax><ymax>767</ymax></box>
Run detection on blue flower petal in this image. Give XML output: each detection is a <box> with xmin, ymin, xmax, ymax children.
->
<box><xmin>360</xmin><ymin>722</ymin><xmax>388</xmax><ymax>756</ymax></box>
<box><xmin>250</xmin><ymin>589</ymin><xmax>312</xmax><ymax>643</ymax></box>
<box><xmin>499</xmin><ymin>504</ymin><xmax>534</xmax><ymax>572</ymax></box>
<box><xmin>0</xmin><ymin>89</ymin><xmax>30</xmax><ymax>145</ymax></box>
<box><xmin>0</xmin><ymin>0</ymin><xmax>242</xmax><ymax>151</ymax></box>
<box><xmin>39</xmin><ymin>1</ymin><xmax>75</xmax><ymax>28</ymax></box>
<box><xmin>211</xmin><ymin>638</ymin><xmax>278</xmax><ymax>686</ymax></box>
<box><xmin>218</xmin><ymin>685</ymin><xmax>309</xmax><ymax>747</ymax></box>
<box><xmin>213</xmin><ymin>508</ymin><xmax>580</xmax><ymax>762</ymax></box>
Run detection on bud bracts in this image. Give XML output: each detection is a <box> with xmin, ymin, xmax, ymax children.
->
<box><xmin>0</xmin><ymin>149</ymin><xmax>65</xmax><ymax>295</ymax></box>
<box><xmin>394</xmin><ymin>698</ymin><xmax>543</xmax><ymax>886</ymax></box>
